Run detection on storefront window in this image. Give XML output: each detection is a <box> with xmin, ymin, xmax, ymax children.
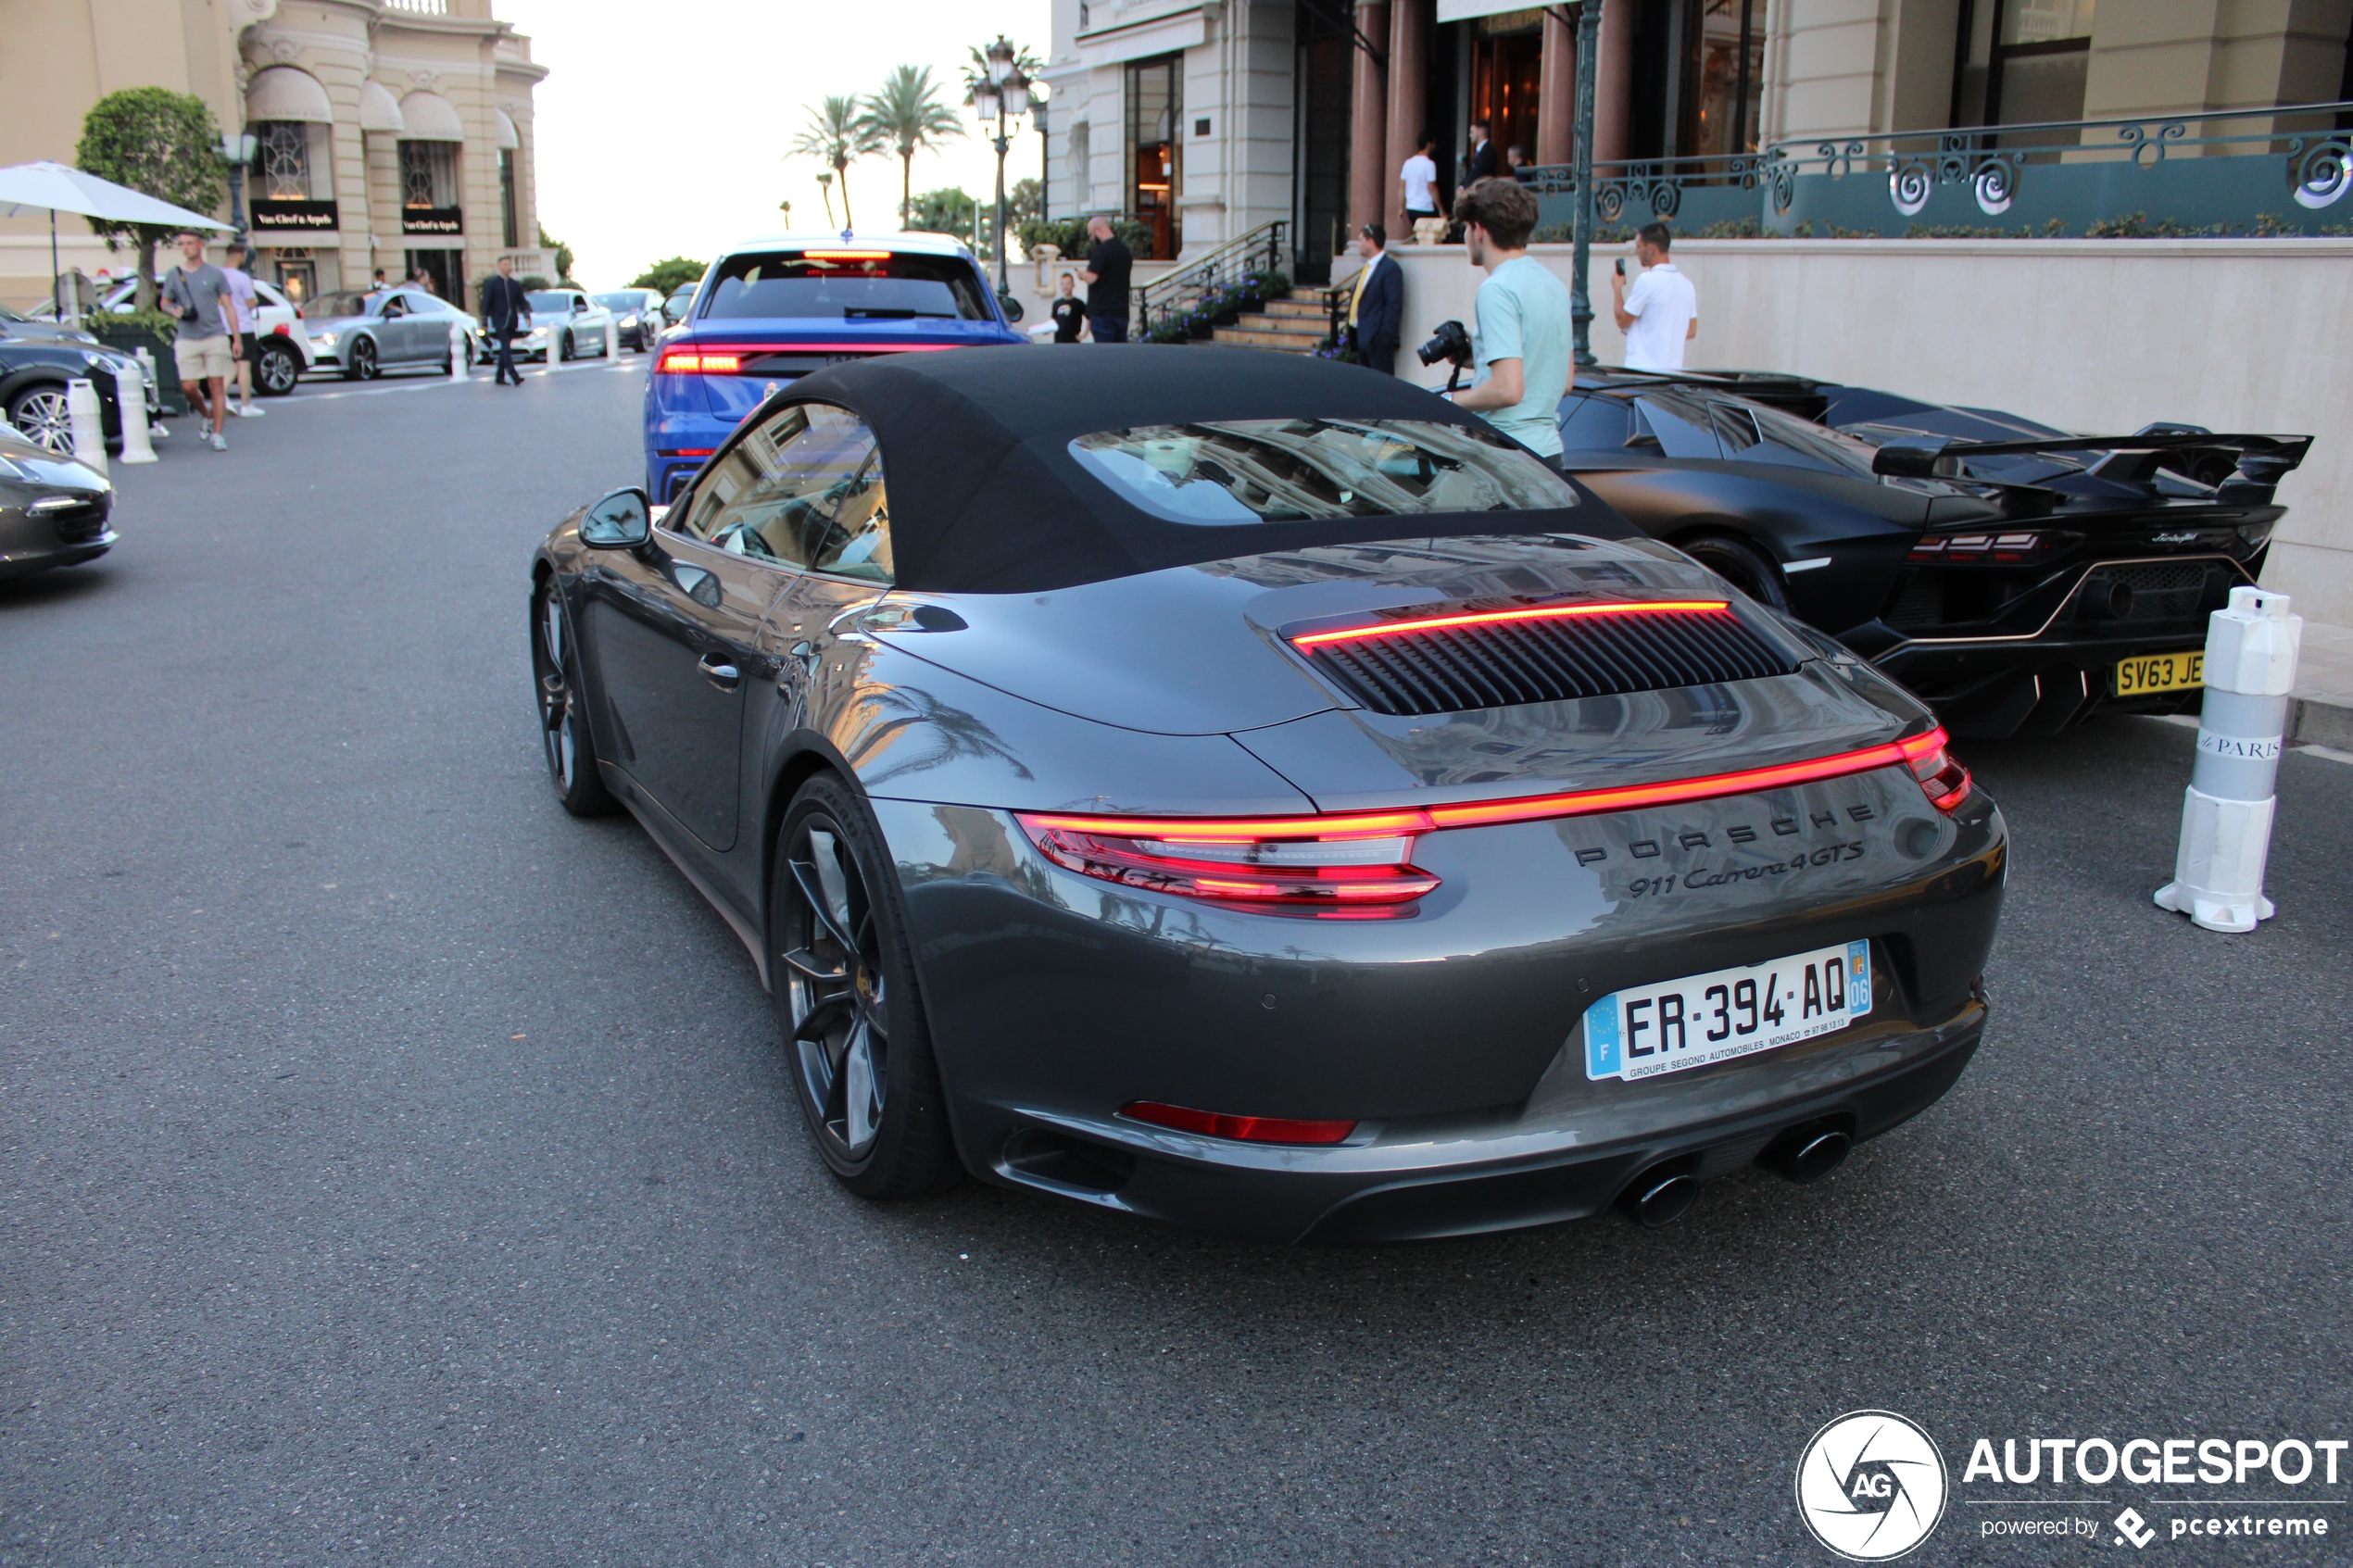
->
<box><xmin>1690</xmin><ymin>0</ymin><xmax>1767</xmax><ymax>157</ymax></box>
<box><xmin>1952</xmin><ymin>0</ymin><xmax>2096</xmax><ymax>132</ymax></box>
<box><xmin>255</xmin><ymin>120</ymin><xmax>321</xmax><ymax>199</ymax></box>
<box><xmin>1126</xmin><ymin>54</ymin><xmax>1181</xmax><ymax>260</ymax></box>
<box><xmin>399</xmin><ymin>141</ymin><xmax>459</xmax><ymax>208</ymax></box>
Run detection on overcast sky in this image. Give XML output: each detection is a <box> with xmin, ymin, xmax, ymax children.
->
<box><xmin>497</xmin><ymin>0</ymin><xmax>1053</xmax><ymax>287</ymax></box>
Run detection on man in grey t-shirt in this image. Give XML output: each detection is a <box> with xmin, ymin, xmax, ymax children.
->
<box><xmin>1446</xmin><ymin>178</ymin><xmax>1570</xmax><ymax>460</ymax></box>
<box><xmin>157</xmin><ymin>230</ymin><xmax>239</xmax><ymax>450</ymax></box>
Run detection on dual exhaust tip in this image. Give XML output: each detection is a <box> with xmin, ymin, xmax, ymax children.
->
<box><xmin>1616</xmin><ymin>1123</ymin><xmax>1853</xmax><ymax>1229</ymax></box>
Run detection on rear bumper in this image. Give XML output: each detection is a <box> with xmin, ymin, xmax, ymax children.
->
<box><xmin>873</xmin><ymin>769</ymin><xmax>2006</xmax><ymax>1245</ymax></box>
<box><xmin>1873</xmin><ymin>632</ymin><xmax>2208</xmax><ymax>737</ymax></box>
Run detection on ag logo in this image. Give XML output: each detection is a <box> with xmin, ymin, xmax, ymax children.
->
<box><xmin>1795</xmin><ymin>1410</ymin><xmax>1948</xmax><ymax>1561</ymax></box>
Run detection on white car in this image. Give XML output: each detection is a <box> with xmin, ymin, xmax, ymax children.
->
<box><xmin>479</xmin><ymin>289</ymin><xmax>616</xmax><ymax>364</ymax></box>
<box><xmin>36</xmin><ymin>275</ymin><xmax>317</xmax><ymax>395</ymax></box>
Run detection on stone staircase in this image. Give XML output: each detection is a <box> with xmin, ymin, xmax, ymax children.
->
<box><xmin>1210</xmin><ymin>290</ymin><xmax>1334</xmax><ymax>353</ymax></box>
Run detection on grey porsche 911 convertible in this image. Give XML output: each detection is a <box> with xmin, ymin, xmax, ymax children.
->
<box><xmin>528</xmin><ymin>346</ymin><xmax>2005</xmax><ymax>1245</ymax></box>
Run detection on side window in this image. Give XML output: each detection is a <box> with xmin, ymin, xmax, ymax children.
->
<box><xmin>680</xmin><ymin>403</ymin><xmax>893</xmax><ymax>583</ymax></box>
<box><xmin>1633</xmin><ymin>395</ymin><xmax>1723</xmax><ymax>459</ymax></box>
<box><xmin>1557</xmin><ymin>395</ymin><xmax>1631</xmax><ymax>451</ymax></box>
<box><xmin>380</xmin><ymin>295</ymin><xmax>409</xmax><ymax>319</ymax></box>
<box><xmin>1712</xmin><ymin>403</ymin><xmax>1764</xmax><ymax>454</ymax></box>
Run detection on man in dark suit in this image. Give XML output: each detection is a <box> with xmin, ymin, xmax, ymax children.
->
<box><xmin>1344</xmin><ymin>223</ymin><xmax>1403</xmax><ymax>376</ymax></box>
<box><xmin>480</xmin><ymin>256</ymin><xmax>533</xmax><ymax>386</ymax></box>
<box><xmin>1466</xmin><ymin>119</ymin><xmax>1500</xmax><ymax>184</ymax></box>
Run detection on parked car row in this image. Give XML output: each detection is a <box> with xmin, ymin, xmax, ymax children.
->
<box><xmin>1</xmin><ymin>303</ymin><xmax>159</xmax><ymax>457</ymax></box>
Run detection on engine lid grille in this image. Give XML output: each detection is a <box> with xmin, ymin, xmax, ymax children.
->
<box><xmin>1290</xmin><ymin>599</ymin><xmax>1802</xmax><ymax>717</ymax></box>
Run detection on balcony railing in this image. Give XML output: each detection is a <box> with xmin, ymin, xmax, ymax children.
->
<box><xmin>1516</xmin><ymin>103</ymin><xmax>2352</xmax><ymax>240</ymax></box>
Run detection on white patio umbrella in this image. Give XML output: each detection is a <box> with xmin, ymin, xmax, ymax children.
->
<box><xmin>0</xmin><ymin>160</ymin><xmax>232</xmax><ymax>320</ymax></box>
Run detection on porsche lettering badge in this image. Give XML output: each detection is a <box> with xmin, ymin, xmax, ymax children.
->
<box><xmin>1567</xmin><ymin>802</ymin><xmax>1877</xmax><ymax>866</ymax></box>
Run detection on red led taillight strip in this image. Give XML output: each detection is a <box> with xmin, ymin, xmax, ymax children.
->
<box><xmin>656</xmin><ymin>342</ymin><xmax>958</xmax><ymax>374</ymax></box>
<box><xmin>1290</xmin><ymin>599</ymin><xmax>1733</xmax><ymax>649</ymax></box>
<box><xmin>1019</xmin><ymin>730</ymin><xmax>1959</xmax><ymax>843</ymax></box>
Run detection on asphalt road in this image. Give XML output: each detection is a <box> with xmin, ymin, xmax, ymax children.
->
<box><xmin>4</xmin><ymin>364</ymin><xmax>2349</xmax><ymax>1568</ymax></box>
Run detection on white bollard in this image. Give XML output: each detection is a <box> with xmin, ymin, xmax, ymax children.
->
<box><xmin>448</xmin><ymin>320</ymin><xmax>468</xmax><ymax>382</ymax></box>
<box><xmin>604</xmin><ymin>317</ymin><xmax>618</xmax><ymax>360</ymax></box>
<box><xmin>2154</xmin><ymin>585</ymin><xmax>2302</xmax><ymax>933</ymax></box>
<box><xmin>114</xmin><ymin>357</ymin><xmax>157</xmax><ymax>464</ymax></box>
<box><xmin>66</xmin><ymin>377</ymin><xmax>107</xmax><ymax>476</ymax></box>
<box><xmin>132</xmin><ymin>347</ymin><xmax>169</xmax><ymax>438</ymax></box>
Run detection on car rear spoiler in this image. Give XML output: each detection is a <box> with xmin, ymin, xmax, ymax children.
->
<box><xmin>1871</xmin><ymin>428</ymin><xmax>2313</xmax><ymax>501</ymax></box>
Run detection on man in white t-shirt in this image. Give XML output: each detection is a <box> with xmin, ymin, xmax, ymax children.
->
<box><xmin>1612</xmin><ymin>221</ymin><xmax>1698</xmax><ymax>371</ymax></box>
<box><xmin>1399</xmin><ymin>133</ymin><xmax>1440</xmax><ymax>234</ymax></box>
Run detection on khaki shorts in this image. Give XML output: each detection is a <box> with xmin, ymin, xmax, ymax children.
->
<box><xmin>174</xmin><ymin>336</ymin><xmax>233</xmax><ymax>382</ymax></box>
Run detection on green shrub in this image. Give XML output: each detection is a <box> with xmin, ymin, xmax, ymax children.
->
<box><xmin>1016</xmin><ymin>215</ymin><xmax>1152</xmax><ymax>259</ymax></box>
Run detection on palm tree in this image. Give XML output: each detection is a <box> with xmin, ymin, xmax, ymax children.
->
<box><xmin>858</xmin><ymin>65</ymin><xmax>964</xmax><ymax>229</ymax></box>
<box><xmin>790</xmin><ymin>96</ymin><xmax>879</xmax><ymax>230</ymax></box>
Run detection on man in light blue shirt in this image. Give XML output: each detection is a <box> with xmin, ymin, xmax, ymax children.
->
<box><xmin>1447</xmin><ymin>177</ymin><xmax>1571</xmax><ymax>460</ymax></box>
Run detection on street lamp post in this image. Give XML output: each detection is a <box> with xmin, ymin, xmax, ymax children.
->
<box><xmin>1568</xmin><ymin>0</ymin><xmax>1601</xmax><ymax>367</ymax></box>
<box><xmin>220</xmin><ymin>132</ymin><xmax>258</xmax><ymax>246</ymax></box>
<box><xmin>970</xmin><ymin>39</ymin><xmax>1031</xmax><ymax>297</ymax></box>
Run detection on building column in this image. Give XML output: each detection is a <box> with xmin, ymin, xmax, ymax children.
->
<box><xmin>1348</xmin><ymin>0</ymin><xmax>1390</xmax><ymax>235</ymax></box>
<box><xmin>1594</xmin><ymin>0</ymin><xmax>1635</xmax><ymax>168</ymax></box>
<box><xmin>1537</xmin><ymin>4</ymin><xmax>1576</xmax><ymax>167</ymax></box>
<box><xmin>1383</xmin><ymin>0</ymin><xmax>1428</xmax><ymax>236</ymax></box>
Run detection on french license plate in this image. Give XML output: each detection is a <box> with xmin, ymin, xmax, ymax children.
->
<box><xmin>2113</xmin><ymin>650</ymin><xmax>2203</xmax><ymax>696</ymax></box>
<box><xmin>1584</xmin><ymin>941</ymin><xmax>1871</xmax><ymax>1083</ymax></box>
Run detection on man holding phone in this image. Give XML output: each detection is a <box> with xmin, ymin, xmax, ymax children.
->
<box><xmin>158</xmin><ymin>230</ymin><xmax>239</xmax><ymax>451</ymax></box>
<box><xmin>1612</xmin><ymin>221</ymin><xmax>1698</xmax><ymax>371</ymax></box>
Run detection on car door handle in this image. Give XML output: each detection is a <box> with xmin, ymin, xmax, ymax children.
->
<box><xmin>697</xmin><ymin>653</ymin><xmax>741</xmax><ymax>690</ymax></box>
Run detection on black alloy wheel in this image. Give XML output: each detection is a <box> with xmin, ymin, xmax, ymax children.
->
<box><xmin>773</xmin><ymin>774</ymin><xmax>957</xmax><ymax>1198</ymax></box>
<box><xmin>558</xmin><ymin>330</ymin><xmax>573</xmax><ymax>362</ymax></box>
<box><xmin>346</xmin><ymin>336</ymin><xmax>379</xmax><ymax>382</ymax></box>
<box><xmin>530</xmin><ymin>579</ymin><xmax>617</xmax><ymax>817</ymax></box>
<box><xmin>1680</xmin><ymin>533</ymin><xmax>1791</xmax><ymax>612</ymax></box>
<box><xmin>7</xmin><ymin>383</ymin><xmax>72</xmax><ymax>453</ymax></box>
<box><xmin>254</xmin><ymin>339</ymin><xmax>301</xmax><ymax>395</ymax></box>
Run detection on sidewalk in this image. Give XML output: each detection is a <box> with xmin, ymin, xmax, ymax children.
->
<box><xmin>2293</xmin><ymin>621</ymin><xmax>2353</xmax><ymax>749</ymax></box>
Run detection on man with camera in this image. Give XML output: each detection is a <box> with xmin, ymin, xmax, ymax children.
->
<box><xmin>1442</xmin><ymin>178</ymin><xmax>1570</xmax><ymax>463</ymax></box>
<box><xmin>158</xmin><ymin>230</ymin><xmax>239</xmax><ymax>453</ymax></box>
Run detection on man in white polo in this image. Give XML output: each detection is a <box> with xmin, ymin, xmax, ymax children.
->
<box><xmin>1612</xmin><ymin>220</ymin><xmax>1698</xmax><ymax>371</ymax></box>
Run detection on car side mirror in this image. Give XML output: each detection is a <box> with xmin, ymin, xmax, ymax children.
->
<box><xmin>997</xmin><ymin>292</ymin><xmax>1025</xmax><ymax>323</ymax></box>
<box><xmin>580</xmin><ymin>487</ymin><xmax>651</xmax><ymax>548</ymax></box>
<box><xmin>1871</xmin><ymin>437</ymin><xmax>1953</xmax><ymax>478</ymax></box>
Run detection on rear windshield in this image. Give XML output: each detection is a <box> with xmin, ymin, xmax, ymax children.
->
<box><xmin>1069</xmin><ymin>419</ymin><xmax>1580</xmax><ymax>525</ymax></box>
<box><xmin>701</xmin><ymin>250</ymin><xmax>991</xmax><ymax>321</ymax></box>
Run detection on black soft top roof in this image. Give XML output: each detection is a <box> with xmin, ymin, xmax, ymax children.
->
<box><xmin>776</xmin><ymin>345</ymin><xmax>1625</xmax><ymax>594</ymax></box>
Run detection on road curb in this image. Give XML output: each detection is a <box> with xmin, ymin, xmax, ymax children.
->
<box><xmin>2291</xmin><ymin>694</ymin><xmax>2353</xmax><ymax>749</ymax></box>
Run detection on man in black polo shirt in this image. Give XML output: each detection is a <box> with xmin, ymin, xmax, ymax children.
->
<box><xmin>1079</xmin><ymin>217</ymin><xmax>1132</xmax><ymax>344</ymax></box>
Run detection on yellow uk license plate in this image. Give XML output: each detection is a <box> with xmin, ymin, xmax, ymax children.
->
<box><xmin>2113</xmin><ymin>650</ymin><xmax>2203</xmax><ymax>696</ymax></box>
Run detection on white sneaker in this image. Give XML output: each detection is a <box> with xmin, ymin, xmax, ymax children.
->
<box><xmin>228</xmin><ymin>403</ymin><xmax>248</xmax><ymax>417</ymax></box>
<box><xmin>208</xmin><ymin>432</ymin><xmax>228</xmax><ymax>451</ymax></box>
<box><xmin>243</xmin><ymin>403</ymin><xmax>265</xmax><ymax>417</ymax></box>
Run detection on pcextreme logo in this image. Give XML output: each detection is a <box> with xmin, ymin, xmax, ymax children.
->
<box><xmin>1795</xmin><ymin>1411</ymin><xmax>1950</xmax><ymax>1561</ymax></box>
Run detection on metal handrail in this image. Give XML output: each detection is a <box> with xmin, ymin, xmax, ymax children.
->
<box><xmin>1132</xmin><ymin>220</ymin><xmax>1290</xmax><ymax>339</ymax></box>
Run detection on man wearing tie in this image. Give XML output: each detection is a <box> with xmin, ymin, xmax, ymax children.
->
<box><xmin>1344</xmin><ymin>223</ymin><xmax>1403</xmax><ymax>376</ymax></box>
<box><xmin>480</xmin><ymin>256</ymin><xmax>533</xmax><ymax>386</ymax></box>
<box><xmin>1466</xmin><ymin>119</ymin><xmax>1500</xmax><ymax>184</ymax></box>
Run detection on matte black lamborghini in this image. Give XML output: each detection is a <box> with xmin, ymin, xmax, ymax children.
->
<box><xmin>529</xmin><ymin>347</ymin><xmax>2005</xmax><ymax>1244</ymax></box>
<box><xmin>1556</xmin><ymin>370</ymin><xmax>2309</xmax><ymax>738</ymax></box>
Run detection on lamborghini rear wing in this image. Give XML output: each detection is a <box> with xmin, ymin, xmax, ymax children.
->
<box><xmin>1870</xmin><ymin>428</ymin><xmax>2313</xmax><ymax>499</ymax></box>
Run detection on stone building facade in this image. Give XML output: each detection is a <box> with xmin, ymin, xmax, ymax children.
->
<box><xmin>0</xmin><ymin>0</ymin><xmax>549</xmax><ymax>312</ymax></box>
<box><xmin>1038</xmin><ymin>0</ymin><xmax>2351</xmax><ymax>281</ymax></box>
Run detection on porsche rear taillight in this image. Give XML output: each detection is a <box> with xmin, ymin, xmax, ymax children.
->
<box><xmin>1013</xmin><ymin>812</ymin><xmax>1438</xmax><ymax>914</ymax></box>
<box><xmin>1899</xmin><ymin>727</ymin><xmax>1971</xmax><ymax>812</ymax></box>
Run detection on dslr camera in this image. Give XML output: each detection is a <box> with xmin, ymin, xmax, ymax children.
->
<box><xmin>1416</xmin><ymin>318</ymin><xmax>1474</xmax><ymax>393</ymax></box>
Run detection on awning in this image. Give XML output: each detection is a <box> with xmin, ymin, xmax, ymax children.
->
<box><xmin>398</xmin><ymin>91</ymin><xmax>465</xmax><ymax>142</ymax></box>
<box><xmin>1075</xmin><ymin>7</ymin><xmax>1206</xmax><ymax>68</ymax></box>
<box><xmin>1435</xmin><ymin>0</ymin><xmax>1547</xmax><ymax>21</ymax></box>
<box><xmin>359</xmin><ymin>80</ymin><xmax>406</xmax><ymax>133</ymax></box>
<box><xmin>245</xmin><ymin>66</ymin><xmax>333</xmax><ymax>123</ymax></box>
<box><xmin>494</xmin><ymin>109</ymin><xmax>520</xmax><ymax>150</ymax></box>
